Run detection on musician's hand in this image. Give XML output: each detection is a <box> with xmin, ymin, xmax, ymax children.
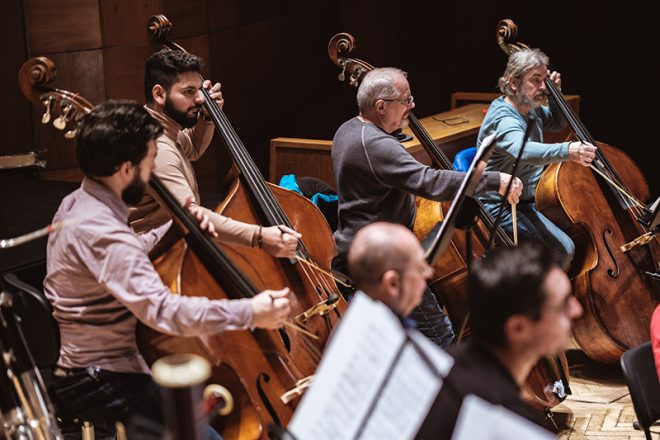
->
<box><xmin>568</xmin><ymin>141</ymin><xmax>597</xmax><ymax>167</ymax></box>
<box><xmin>548</xmin><ymin>70</ymin><xmax>562</xmax><ymax>90</ymax></box>
<box><xmin>183</xmin><ymin>197</ymin><xmax>218</xmax><ymax>238</ymax></box>
<box><xmin>202</xmin><ymin>80</ymin><xmax>224</xmax><ymax>110</ymax></box>
<box><xmin>498</xmin><ymin>173</ymin><xmax>523</xmax><ymax>204</ymax></box>
<box><xmin>251</xmin><ymin>288</ymin><xmax>291</xmax><ymax>329</ymax></box>
<box><xmin>261</xmin><ymin>225</ymin><xmax>301</xmax><ymax>258</ymax></box>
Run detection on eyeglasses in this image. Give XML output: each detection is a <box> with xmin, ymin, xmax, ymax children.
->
<box><xmin>383</xmin><ymin>95</ymin><xmax>414</xmax><ymax>106</ymax></box>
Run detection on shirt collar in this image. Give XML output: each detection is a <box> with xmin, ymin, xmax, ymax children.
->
<box><xmin>144</xmin><ymin>105</ymin><xmax>181</xmax><ymax>143</ymax></box>
<box><xmin>470</xmin><ymin>340</ymin><xmax>520</xmax><ymax>390</ymax></box>
<box><xmin>81</xmin><ymin>177</ymin><xmax>130</xmax><ymax>223</ymax></box>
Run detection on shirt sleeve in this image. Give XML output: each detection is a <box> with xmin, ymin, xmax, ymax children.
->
<box><xmin>208</xmin><ymin>210</ymin><xmax>258</xmax><ymax>247</ymax></box>
<box><xmin>367</xmin><ymin>136</ymin><xmax>500</xmax><ymax>200</ymax></box>
<box><xmin>153</xmin><ymin>141</ymin><xmax>257</xmax><ymax>248</ymax></box>
<box><xmin>181</xmin><ymin>119</ymin><xmax>215</xmax><ymax>161</ymax></box>
<box><xmin>495</xmin><ymin>115</ymin><xmax>570</xmax><ymax>166</ymax></box>
<box><xmin>153</xmin><ymin>140</ymin><xmax>198</xmax><ymax>206</ymax></box>
<box><xmin>137</xmin><ymin>220</ymin><xmax>172</xmax><ymax>252</ymax></box>
<box><xmin>81</xmin><ymin>228</ymin><xmax>254</xmax><ymax>336</ymax></box>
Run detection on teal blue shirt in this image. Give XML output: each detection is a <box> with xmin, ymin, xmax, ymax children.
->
<box><xmin>478</xmin><ymin>96</ymin><xmax>570</xmax><ymax>202</ymax></box>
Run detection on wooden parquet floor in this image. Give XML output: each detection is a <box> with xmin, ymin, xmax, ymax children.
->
<box><xmin>547</xmin><ymin>350</ymin><xmax>660</xmax><ymax>439</ymax></box>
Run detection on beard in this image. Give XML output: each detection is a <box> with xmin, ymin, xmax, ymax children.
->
<box><xmin>164</xmin><ymin>98</ymin><xmax>200</xmax><ymax>129</ymax></box>
<box><xmin>122</xmin><ymin>172</ymin><xmax>147</xmax><ymax>205</ymax></box>
<box><xmin>515</xmin><ymin>87</ymin><xmax>547</xmax><ymax>109</ymax></box>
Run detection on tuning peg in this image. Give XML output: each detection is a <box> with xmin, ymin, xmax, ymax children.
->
<box><xmin>64</xmin><ymin>129</ymin><xmax>77</xmax><ymax>139</ymax></box>
<box><xmin>41</xmin><ymin>96</ymin><xmax>54</xmax><ymax>124</ymax></box>
<box><xmin>338</xmin><ymin>66</ymin><xmax>346</xmax><ymax>82</ymax></box>
<box><xmin>53</xmin><ymin>116</ymin><xmax>66</xmax><ymax>130</ymax></box>
<box><xmin>53</xmin><ymin>102</ymin><xmax>73</xmax><ymax>130</ymax></box>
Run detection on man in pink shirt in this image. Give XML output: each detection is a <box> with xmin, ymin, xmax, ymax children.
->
<box><xmin>44</xmin><ymin>100</ymin><xmax>291</xmax><ymax>435</ymax></box>
<box><xmin>651</xmin><ymin>305</ymin><xmax>660</xmax><ymax>381</ymax></box>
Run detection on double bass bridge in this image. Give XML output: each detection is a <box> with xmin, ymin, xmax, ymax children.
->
<box><xmin>280</xmin><ymin>375</ymin><xmax>314</xmax><ymax>404</ymax></box>
<box><xmin>295</xmin><ymin>294</ymin><xmax>340</xmax><ymax>323</ymax></box>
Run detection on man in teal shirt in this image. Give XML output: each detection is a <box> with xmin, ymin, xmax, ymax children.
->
<box><xmin>477</xmin><ymin>48</ymin><xmax>597</xmax><ymax>267</ymax></box>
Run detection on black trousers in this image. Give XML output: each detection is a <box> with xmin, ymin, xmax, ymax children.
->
<box><xmin>50</xmin><ymin>367</ymin><xmax>163</xmax><ymax>438</ymax></box>
<box><xmin>49</xmin><ymin>366</ymin><xmax>223</xmax><ymax>439</ymax></box>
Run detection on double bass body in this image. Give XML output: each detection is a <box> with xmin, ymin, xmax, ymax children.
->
<box><xmin>138</xmin><ymin>237</ymin><xmax>300</xmax><ymax>440</ymax></box>
<box><xmin>216</xmin><ymin>179</ymin><xmax>343</xmax><ymax>355</ymax></box>
<box><xmin>537</xmin><ymin>142</ymin><xmax>659</xmax><ymax>363</ymax></box>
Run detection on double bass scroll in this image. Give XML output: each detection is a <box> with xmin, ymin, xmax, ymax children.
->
<box><xmin>18</xmin><ymin>57</ymin><xmax>92</xmax><ymax>139</ymax></box>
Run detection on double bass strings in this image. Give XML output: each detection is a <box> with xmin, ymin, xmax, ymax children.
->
<box><xmin>202</xmin><ymin>88</ymin><xmax>344</xmax><ymax>298</ymax></box>
<box><xmin>544</xmin><ymin>80</ymin><xmax>647</xmax><ymax>222</ymax></box>
<box><xmin>407</xmin><ymin>113</ymin><xmax>514</xmax><ymax>247</ymax></box>
<box><xmin>199</xmin><ymin>87</ymin><xmax>343</xmax><ymax>348</ymax></box>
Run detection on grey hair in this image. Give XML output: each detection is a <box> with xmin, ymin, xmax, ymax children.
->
<box><xmin>498</xmin><ymin>48</ymin><xmax>549</xmax><ymax>96</ymax></box>
<box><xmin>356</xmin><ymin>67</ymin><xmax>408</xmax><ymax>114</ymax></box>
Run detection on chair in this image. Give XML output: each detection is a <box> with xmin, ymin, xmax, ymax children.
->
<box><xmin>1</xmin><ymin>273</ymin><xmax>59</xmax><ymax>369</ymax></box>
<box><xmin>279</xmin><ymin>174</ymin><xmax>339</xmax><ymax>232</ymax></box>
<box><xmin>1</xmin><ymin>273</ymin><xmax>121</xmax><ymax>440</ymax></box>
<box><xmin>452</xmin><ymin>147</ymin><xmax>477</xmax><ymax>172</ymax></box>
<box><xmin>620</xmin><ymin>341</ymin><xmax>660</xmax><ymax>440</ymax></box>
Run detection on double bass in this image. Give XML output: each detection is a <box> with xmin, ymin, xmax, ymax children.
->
<box><xmin>327</xmin><ymin>33</ymin><xmax>570</xmax><ymax>413</ymax></box>
<box><xmin>17</xmin><ymin>56</ymin><xmax>314</xmax><ymax>439</ymax></box>
<box><xmin>496</xmin><ymin>19</ymin><xmax>659</xmax><ymax>364</ymax></box>
<box><xmin>145</xmin><ymin>15</ymin><xmax>349</xmax><ymax>358</ymax></box>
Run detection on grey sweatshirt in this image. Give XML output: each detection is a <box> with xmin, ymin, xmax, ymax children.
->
<box><xmin>332</xmin><ymin>117</ymin><xmax>501</xmax><ymax>255</ymax></box>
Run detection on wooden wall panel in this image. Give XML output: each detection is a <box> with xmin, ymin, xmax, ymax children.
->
<box><xmin>24</xmin><ymin>0</ymin><xmax>101</xmax><ymax>53</ymax></box>
<box><xmin>161</xmin><ymin>0</ymin><xmax>208</xmax><ymax>38</ymax></box>
<box><xmin>208</xmin><ymin>29</ymin><xmax>241</xmax><ymax>82</ymax></box>
<box><xmin>207</xmin><ymin>0</ymin><xmax>238</xmax><ymax>31</ymax></box>
<box><xmin>100</xmin><ymin>0</ymin><xmax>163</xmax><ymax>48</ymax></box>
<box><xmin>1</xmin><ymin>0</ymin><xmax>33</xmax><ymax>156</ymax></box>
<box><xmin>104</xmin><ymin>45</ymin><xmax>154</xmax><ymax>102</ymax></box>
<box><xmin>3</xmin><ymin>0</ymin><xmax>656</xmax><ymax>192</ymax></box>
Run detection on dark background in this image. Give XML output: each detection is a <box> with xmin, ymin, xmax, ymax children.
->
<box><xmin>2</xmin><ymin>0</ymin><xmax>658</xmax><ymax>215</ymax></box>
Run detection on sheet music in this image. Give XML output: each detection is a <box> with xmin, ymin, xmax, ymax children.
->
<box><xmin>359</xmin><ymin>332</ymin><xmax>450</xmax><ymax>439</ymax></box>
<box><xmin>288</xmin><ymin>293</ymin><xmax>453</xmax><ymax>440</ymax></box>
<box><xmin>452</xmin><ymin>395</ymin><xmax>554</xmax><ymax>440</ymax></box>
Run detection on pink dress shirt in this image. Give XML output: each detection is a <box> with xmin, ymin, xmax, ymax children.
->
<box><xmin>44</xmin><ymin>178</ymin><xmax>253</xmax><ymax>374</ymax></box>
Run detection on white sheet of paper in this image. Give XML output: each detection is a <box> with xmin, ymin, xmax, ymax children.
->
<box><xmin>288</xmin><ymin>293</ymin><xmax>453</xmax><ymax>440</ymax></box>
<box><xmin>452</xmin><ymin>395</ymin><xmax>555</xmax><ymax>440</ymax></box>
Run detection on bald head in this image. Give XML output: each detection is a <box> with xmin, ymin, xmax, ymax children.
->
<box><xmin>349</xmin><ymin>223</ymin><xmax>414</xmax><ymax>286</ymax></box>
<box><xmin>348</xmin><ymin>222</ymin><xmax>431</xmax><ymax>315</ymax></box>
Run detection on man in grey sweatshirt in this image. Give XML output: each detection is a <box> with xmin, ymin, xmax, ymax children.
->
<box><xmin>332</xmin><ymin>67</ymin><xmax>522</xmax><ymax>347</ymax></box>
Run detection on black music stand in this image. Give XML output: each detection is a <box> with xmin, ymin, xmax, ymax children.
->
<box><xmin>643</xmin><ymin>198</ymin><xmax>660</xmax><ymax>283</ymax></box>
<box><xmin>423</xmin><ymin>132</ymin><xmax>497</xmax><ymax>266</ymax></box>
